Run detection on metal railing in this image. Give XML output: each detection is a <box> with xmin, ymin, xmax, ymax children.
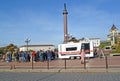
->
<box><xmin>0</xmin><ymin>56</ymin><xmax>120</xmax><ymax>70</ymax></box>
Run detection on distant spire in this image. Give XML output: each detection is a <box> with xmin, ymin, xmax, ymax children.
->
<box><xmin>111</xmin><ymin>24</ymin><xmax>117</xmax><ymax>30</ymax></box>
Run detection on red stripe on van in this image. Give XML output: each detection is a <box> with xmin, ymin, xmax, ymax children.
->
<box><xmin>59</xmin><ymin>50</ymin><xmax>93</xmax><ymax>54</ymax></box>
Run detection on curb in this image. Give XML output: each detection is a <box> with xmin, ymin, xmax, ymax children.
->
<box><xmin>0</xmin><ymin>69</ymin><xmax>120</xmax><ymax>73</ymax></box>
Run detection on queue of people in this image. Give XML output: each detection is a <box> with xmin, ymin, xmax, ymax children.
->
<box><xmin>2</xmin><ymin>50</ymin><xmax>57</xmax><ymax>62</ymax></box>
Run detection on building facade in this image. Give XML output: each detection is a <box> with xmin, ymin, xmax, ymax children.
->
<box><xmin>89</xmin><ymin>38</ymin><xmax>101</xmax><ymax>47</ymax></box>
<box><xmin>79</xmin><ymin>38</ymin><xmax>101</xmax><ymax>47</ymax></box>
<box><xmin>107</xmin><ymin>24</ymin><xmax>120</xmax><ymax>45</ymax></box>
<box><xmin>19</xmin><ymin>44</ymin><xmax>55</xmax><ymax>51</ymax></box>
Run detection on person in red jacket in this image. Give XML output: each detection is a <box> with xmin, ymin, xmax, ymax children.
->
<box><xmin>32</xmin><ymin>51</ymin><xmax>36</xmax><ymax>62</ymax></box>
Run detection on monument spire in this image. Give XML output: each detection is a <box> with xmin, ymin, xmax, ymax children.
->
<box><xmin>64</xmin><ymin>3</ymin><xmax>67</xmax><ymax>10</ymax></box>
<box><xmin>63</xmin><ymin>3</ymin><xmax>68</xmax><ymax>43</ymax></box>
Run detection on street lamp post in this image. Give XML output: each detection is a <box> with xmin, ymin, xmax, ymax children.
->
<box><xmin>67</xmin><ymin>33</ymin><xmax>72</xmax><ymax>40</ymax></box>
<box><xmin>25</xmin><ymin>38</ymin><xmax>30</xmax><ymax>51</ymax></box>
<box><xmin>64</xmin><ymin>33</ymin><xmax>72</xmax><ymax>43</ymax></box>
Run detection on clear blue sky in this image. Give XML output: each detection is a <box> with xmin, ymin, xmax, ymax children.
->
<box><xmin>0</xmin><ymin>0</ymin><xmax>120</xmax><ymax>47</ymax></box>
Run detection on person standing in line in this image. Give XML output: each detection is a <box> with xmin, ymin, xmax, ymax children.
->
<box><xmin>32</xmin><ymin>51</ymin><xmax>36</xmax><ymax>62</ymax></box>
<box><xmin>6</xmin><ymin>52</ymin><xmax>9</xmax><ymax>62</ymax></box>
<box><xmin>39</xmin><ymin>50</ymin><xmax>44</xmax><ymax>62</ymax></box>
<box><xmin>51</xmin><ymin>50</ymin><xmax>55</xmax><ymax>60</ymax></box>
<box><xmin>36</xmin><ymin>51</ymin><xmax>40</xmax><ymax>62</ymax></box>
<box><xmin>12</xmin><ymin>52</ymin><xmax>15</xmax><ymax>62</ymax></box>
<box><xmin>47</xmin><ymin>50</ymin><xmax>51</xmax><ymax>61</ymax></box>
<box><xmin>27</xmin><ymin>52</ymin><xmax>31</xmax><ymax>62</ymax></box>
<box><xmin>9</xmin><ymin>51</ymin><xmax>12</xmax><ymax>62</ymax></box>
<box><xmin>2</xmin><ymin>54</ymin><xmax>6</xmax><ymax>62</ymax></box>
<box><xmin>6</xmin><ymin>51</ymin><xmax>12</xmax><ymax>62</ymax></box>
<box><xmin>19</xmin><ymin>51</ymin><xmax>22</xmax><ymax>62</ymax></box>
<box><xmin>15</xmin><ymin>52</ymin><xmax>19</xmax><ymax>62</ymax></box>
<box><xmin>21</xmin><ymin>51</ymin><xmax>26</xmax><ymax>62</ymax></box>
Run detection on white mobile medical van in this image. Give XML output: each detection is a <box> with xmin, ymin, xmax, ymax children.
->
<box><xmin>58</xmin><ymin>41</ymin><xmax>94</xmax><ymax>59</ymax></box>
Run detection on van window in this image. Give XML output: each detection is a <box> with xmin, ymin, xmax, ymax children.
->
<box><xmin>81</xmin><ymin>43</ymin><xmax>90</xmax><ymax>54</ymax></box>
<box><xmin>66</xmin><ymin>47</ymin><xmax>77</xmax><ymax>51</ymax></box>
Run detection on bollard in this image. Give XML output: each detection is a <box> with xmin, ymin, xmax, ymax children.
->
<box><xmin>105</xmin><ymin>56</ymin><xmax>108</xmax><ymax>69</ymax></box>
<box><xmin>10</xmin><ymin>65</ymin><xmax>12</xmax><ymax>70</ymax></box>
<box><xmin>84</xmin><ymin>57</ymin><xmax>86</xmax><ymax>69</ymax></box>
<box><xmin>32</xmin><ymin>56</ymin><xmax>34</xmax><ymax>69</ymax></box>
<box><xmin>47</xmin><ymin>60</ymin><xmax>49</xmax><ymax>69</ymax></box>
<box><xmin>64</xmin><ymin>59</ymin><xmax>66</xmax><ymax>69</ymax></box>
<box><xmin>13</xmin><ymin>65</ymin><xmax>16</xmax><ymax>69</ymax></box>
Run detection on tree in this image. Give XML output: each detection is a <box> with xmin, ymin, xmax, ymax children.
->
<box><xmin>99</xmin><ymin>42</ymin><xmax>111</xmax><ymax>49</ymax></box>
<box><xmin>112</xmin><ymin>38</ymin><xmax>120</xmax><ymax>53</ymax></box>
<box><xmin>68</xmin><ymin>37</ymin><xmax>79</xmax><ymax>43</ymax></box>
<box><xmin>0</xmin><ymin>47</ymin><xmax>5</xmax><ymax>54</ymax></box>
<box><xmin>98</xmin><ymin>42</ymin><xmax>111</xmax><ymax>57</ymax></box>
<box><xmin>0</xmin><ymin>43</ymin><xmax>19</xmax><ymax>55</ymax></box>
